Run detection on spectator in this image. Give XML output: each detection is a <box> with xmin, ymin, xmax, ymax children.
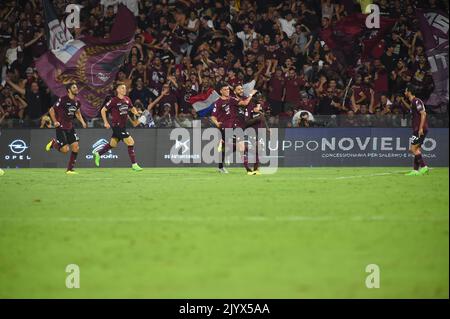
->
<box><xmin>284</xmin><ymin>68</ymin><xmax>304</xmax><ymax>112</ymax></box>
<box><xmin>129</xmin><ymin>77</ymin><xmax>154</xmax><ymax>107</ymax></box>
<box><xmin>0</xmin><ymin>0</ymin><xmax>445</xmax><ymax>129</ymax></box>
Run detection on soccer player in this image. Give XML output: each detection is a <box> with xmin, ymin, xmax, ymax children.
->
<box><xmin>211</xmin><ymin>83</ymin><xmax>258</xmax><ymax>174</ymax></box>
<box><xmin>45</xmin><ymin>82</ymin><xmax>87</xmax><ymax>174</ymax></box>
<box><xmin>245</xmin><ymin>95</ymin><xmax>270</xmax><ymax>175</ymax></box>
<box><xmin>93</xmin><ymin>82</ymin><xmax>143</xmax><ymax>171</ymax></box>
<box><xmin>233</xmin><ymin>84</ymin><xmax>258</xmax><ymax>175</ymax></box>
<box><xmin>210</xmin><ymin>83</ymin><xmax>233</xmax><ymax>173</ymax></box>
<box><xmin>404</xmin><ymin>85</ymin><xmax>429</xmax><ymax>176</ymax></box>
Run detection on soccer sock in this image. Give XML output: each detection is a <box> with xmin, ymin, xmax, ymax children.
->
<box><xmin>413</xmin><ymin>156</ymin><xmax>419</xmax><ymax>170</ymax></box>
<box><xmin>254</xmin><ymin>145</ymin><xmax>259</xmax><ymax>171</ymax></box>
<box><xmin>416</xmin><ymin>153</ymin><xmax>426</xmax><ymax>168</ymax></box>
<box><xmin>128</xmin><ymin>145</ymin><xmax>136</xmax><ymax>164</ymax></box>
<box><xmin>98</xmin><ymin>143</ymin><xmax>112</xmax><ymax>155</ymax></box>
<box><xmin>243</xmin><ymin>145</ymin><xmax>251</xmax><ymax>172</ymax></box>
<box><xmin>67</xmin><ymin>152</ymin><xmax>78</xmax><ymax>171</ymax></box>
<box><xmin>218</xmin><ymin>142</ymin><xmax>225</xmax><ymax>169</ymax></box>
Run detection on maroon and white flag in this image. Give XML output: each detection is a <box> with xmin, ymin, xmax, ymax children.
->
<box><xmin>417</xmin><ymin>9</ymin><xmax>449</xmax><ymax>107</ymax></box>
<box><xmin>36</xmin><ymin>2</ymin><xmax>136</xmax><ymax>118</ymax></box>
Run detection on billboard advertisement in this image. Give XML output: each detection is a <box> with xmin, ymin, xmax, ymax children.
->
<box><xmin>0</xmin><ymin>128</ymin><xmax>448</xmax><ymax>168</ymax></box>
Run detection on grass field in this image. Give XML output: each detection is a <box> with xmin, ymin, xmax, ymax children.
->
<box><xmin>0</xmin><ymin>167</ymin><xmax>448</xmax><ymax>298</ymax></box>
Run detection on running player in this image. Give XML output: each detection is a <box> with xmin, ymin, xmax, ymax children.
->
<box><xmin>45</xmin><ymin>82</ymin><xmax>87</xmax><ymax>174</ymax></box>
<box><xmin>404</xmin><ymin>85</ymin><xmax>429</xmax><ymax>176</ymax></box>
<box><xmin>93</xmin><ymin>82</ymin><xmax>143</xmax><ymax>171</ymax></box>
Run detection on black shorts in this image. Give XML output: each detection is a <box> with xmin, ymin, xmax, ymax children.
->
<box><xmin>411</xmin><ymin>130</ymin><xmax>428</xmax><ymax>146</ymax></box>
<box><xmin>112</xmin><ymin>126</ymin><xmax>130</xmax><ymax>140</ymax></box>
<box><xmin>56</xmin><ymin>128</ymin><xmax>79</xmax><ymax>147</ymax></box>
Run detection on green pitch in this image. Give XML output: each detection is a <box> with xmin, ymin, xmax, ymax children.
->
<box><xmin>0</xmin><ymin>167</ymin><xmax>448</xmax><ymax>298</ymax></box>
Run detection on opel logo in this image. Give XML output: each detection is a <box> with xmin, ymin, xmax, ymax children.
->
<box><xmin>9</xmin><ymin>139</ymin><xmax>28</xmax><ymax>154</ymax></box>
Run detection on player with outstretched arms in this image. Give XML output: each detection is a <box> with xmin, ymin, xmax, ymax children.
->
<box><xmin>45</xmin><ymin>82</ymin><xmax>87</xmax><ymax>174</ymax></box>
<box><xmin>93</xmin><ymin>82</ymin><xmax>143</xmax><ymax>171</ymax></box>
<box><xmin>404</xmin><ymin>85</ymin><xmax>430</xmax><ymax>176</ymax></box>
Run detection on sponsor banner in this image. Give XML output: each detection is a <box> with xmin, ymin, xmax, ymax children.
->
<box><xmin>28</xmin><ymin>129</ymin><xmax>157</xmax><ymax>168</ymax></box>
<box><xmin>0</xmin><ymin>128</ymin><xmax>448</xmax><ymax>168</ymax></box>
<box><xmin>0</xmin><ymin>130</ymin><xmax>31</xmax><ymax>168</ymax></box>
<box><xmin>282</xmin><ymin>128</ymin><xmax>449</xmax><ymax>167</ymax></box>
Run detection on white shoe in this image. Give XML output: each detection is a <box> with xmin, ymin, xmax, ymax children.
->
<box><xmin>218</xmin><ymin>167</ymin><xmax>229</xmax><ymax>174</ymax></box>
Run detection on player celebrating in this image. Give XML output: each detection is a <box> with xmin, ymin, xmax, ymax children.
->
<box><xmin>211</xmin><ymin>83</ymin><xmax>258</xmax><ymax>174</ymax></box>
<box><xmin>210</xmin><ymin>83</ymin><xmax>229</xmax><ymax>173</ymax></box>
<box><xmin>93</xmin><ymin>82</ymin><xmax>143</xmax><ymax>171</ymax></box>
<box><xmin>45</xmin><ymin>82</ymin><xmax>87</xmax><ymax>174</ymax></box>
<box><xmin>404</xmin><ymin>85</ymin><xmax>429</xmax><ymax>176</ymax></box>
<box><xmin>245</xmin><ymin>95</ymin><xmax>270</xmax><ymax>175</ymax></box>
<box><xmin>233</xmin><ymin>84</ymin><xmax>258</xmax><ymax>175</ymax></box>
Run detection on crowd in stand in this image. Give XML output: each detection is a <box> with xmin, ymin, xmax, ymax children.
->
<box><xmin>0</xmin><ymin>0</ymin><xmax>448</xmax><ymax>128</ymax></box>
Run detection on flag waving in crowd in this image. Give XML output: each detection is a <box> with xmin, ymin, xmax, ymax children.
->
<box><xmin>188</xmin><ymin>88</ymin><xmax>220</xmax><ymax>117</ymax></box>
<box><xmin>319</xmin><ymin>13</ymin><xmax>395</xmax><ymax>65</ymax></box>
<box><xmin>417</xmin><ymin>9</ymin><xmax>449</xmax><ymax>108</ymax></box>
<box><xmin>36</xmin><ymin>1</ymin><xmax>136</xmax><ymax>118</ymax></box>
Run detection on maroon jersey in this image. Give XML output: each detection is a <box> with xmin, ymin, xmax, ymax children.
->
<box><xmin>54</xmin><ymin>96</ymin><xmax>80</xmax><ymax>130</ymax></box>
<box><xmin>105</xmin><ymin>96</ymin><xmax>133</xmax><ymax>128</ymax></box>
<box><xmin>268</xmin><ymin>75</ymin><xmax>284</xmax><ymax>101</ymax></box>
<box><xmin>284</xmin><ymin>76</ymin><xmax>304</xmax><ymax>103</ymax></box>
<box><xmin>245</xmin><ymin>101</ymin><xmax>269</xmax><ymax>129</ymax></box>
<box><xmin>411</xmin><ymin>97</ymin><xmax>428</xmax><ymax>132</ymax></box>
<box><xmin>233</xmin><ymin>96</ymin><xmax>247</xmax><ymax>128</ymax></box>
<box><xmin>212</xmin><ymin>99</ymin><xmax>227</xmax><ymax>125</ymax></box>
<box><xmin>352</xmin><ymin>85</ymin><xmax>365</xmax><ymax>103</ymax></box>
<box><xmin>215</xmin><ymin>97</ymin><xmax>240</xmax><ymax>129</ymax></box>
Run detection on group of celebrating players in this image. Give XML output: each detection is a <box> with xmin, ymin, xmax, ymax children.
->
<box><xmin>44</xmin><ymin>81</ymin><xmax>429</xmax><ymax>176</ymax></box>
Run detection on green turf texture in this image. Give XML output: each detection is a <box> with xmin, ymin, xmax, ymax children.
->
<box><xmin>0</xmin><ymin>167</ymin><xmax>448</xmax><ymax>298</ymax></box>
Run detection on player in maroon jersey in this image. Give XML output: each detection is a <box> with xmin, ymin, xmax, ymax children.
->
<box><xmin>233</xmin><ymin>84</ymin><xmax>258</xmax><ymax>175</ymax></box>
<box><xmin>93</xmin><ymin>82</ymin><xmax>143</xmax><ymax>171</ymax></box>
<box><xmin>211</xmin><ymin>82</ymin><xmax>258</xmax><ymax>174</ymax></box>
<box><xmin>404</xmin><ymin>85</ymin><xmax>429</xmax><ymax>176</ymax></box>
<box><xmin>210</xmin><ymin>83</ymin><xmax>229</xmax><ymax>173</ymax></box>
<box><xmin>245</xmin><ymin>94</ymin><xmax>270</xmax><ymax>175</ymax></box>
<box><xmin>45</xmin><ymin>82</ymin><xmax>87</xmax><ymax>175</ymax></box>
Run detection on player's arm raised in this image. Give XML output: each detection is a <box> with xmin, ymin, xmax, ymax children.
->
<box><xmin>100</xmin><ymin>106</ymin><xmax>110</xmax><ymax>129</ymax></box>
<box><xmin>147</xmin><ymin>87</ymin><xmax>169</xmax><ymax>111</ymax></box>
<box><xmin>75</xmin><ymin>109</ymin><xmax>87</xmax><ymax>128</ymax></box>
<box><xmin>238</xmin><ymin>89</ymin><xmax>258</xmax><ymax>107</ymax></box>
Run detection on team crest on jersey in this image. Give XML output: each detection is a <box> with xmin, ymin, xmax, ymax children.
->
<box><xmin>67</xmin><ymin>105</ymin><xmax>78</xmax><ymax>116</ymax></box>
<box><xmin>119</xmin><ymin>103</ymin><xmax>129</xmax><ymax>115</ymax></box>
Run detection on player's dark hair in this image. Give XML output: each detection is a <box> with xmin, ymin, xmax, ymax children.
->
<box><xmin>65</xmin><ymin>82</ymin><xmax>76</xmax><ymax>91</ymax></box>
<box><xmin>114</xmin><ymin>81</ymin><xmax>126</xmax><ymax>92</ymax></box>
<box><xmin>216</xmin><ymin>82</ymin><xmax>229</xmax><ymax>92</ymax></box>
